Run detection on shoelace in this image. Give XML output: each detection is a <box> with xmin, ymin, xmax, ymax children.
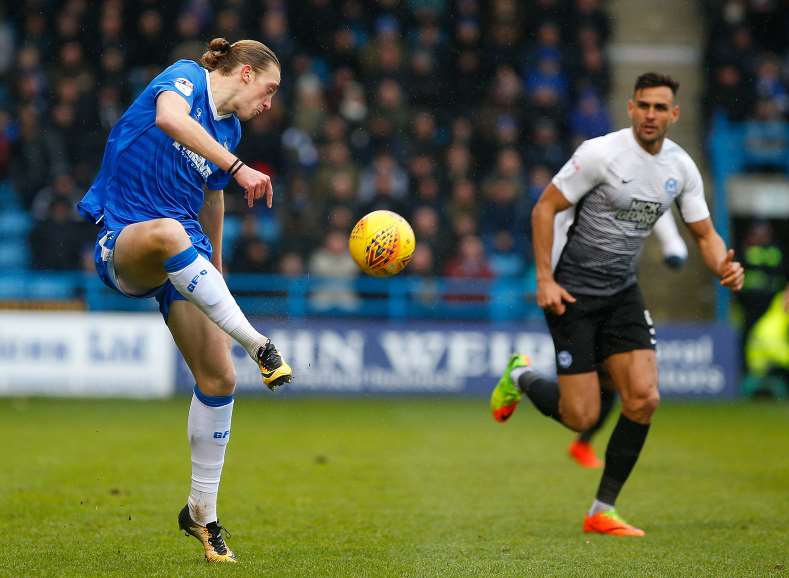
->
<box><xmin>260</xmin><ymin>342</ymin><xmax>282</xmax><ymax>369</ymax></box>
<box><xmin>206</xmin><ymin>523</ymin><xmax>231</xmax><ymax>555</ymax></box>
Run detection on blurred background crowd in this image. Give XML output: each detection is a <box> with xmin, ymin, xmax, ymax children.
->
<box><xmin>0</xmin><ymin>0</ymin><xmax>787</xmax><ymax>307</ymax></box>
<box><xmin>1</xmin><ymin>0</ymin><xmax>618</xmax><ymax>281</ymax></box>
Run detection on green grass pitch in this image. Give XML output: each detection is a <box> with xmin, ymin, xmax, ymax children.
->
<box><xmin>1</xmin><ymin>397</ymin><xmax>786</xmax><ymax>577</ymax></box>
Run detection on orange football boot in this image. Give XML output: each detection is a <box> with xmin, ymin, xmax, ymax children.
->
<box><xmin>583</xmin><ymin>510</ymin><xmax>646</xmax><ymax>537</ymax></box>
<box><xmin>568</xmin><ymin>440</ymin><xmax>603</xmax><ymax>468</ymax></box>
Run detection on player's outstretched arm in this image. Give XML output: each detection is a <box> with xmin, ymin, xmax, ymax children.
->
<box><xmin>155</xmin><ymin>92</ymin><xmax>273</xmax><ymax>208</ymax></box>
<box><xmin>532</xmin><ymin>183</ymin><xmax>577</xmax><ymax>315</ymax></box>
<box><xmin>685</xmin><ymin>217</ymin><xmax>744</xmax><ymax>291</ymax></box>
<box><xmin>156</xmin><ymin>91</ymin><xmax>237</xmax><ymax>172</ymax></box>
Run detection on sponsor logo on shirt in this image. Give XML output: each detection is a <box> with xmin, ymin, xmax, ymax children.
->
<box><xmin>174</xmin><ymin>77</ymin><xmax>194</xmax><ymax>96</ymax></box>
<box><xmin>614</xmin><ymin>198</ymin><xmax>662</xmax><ymax>230</ymax></box>
<box><xmin>173</xmin><ymin>141</ymin><xmax>212</xmax><ymax>180</ymax></box>
<box><xmin>664</xmin><ymin>178</ymin><xmax>678</xmax><ymax>194</ymax></box>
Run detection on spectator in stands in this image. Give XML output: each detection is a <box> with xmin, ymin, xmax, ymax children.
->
<box><xmin>358</xmin><ymin>168</ymin><xmax>409</xmax><ymax>218</ymax></box>
<box><xmin>444</xmin><ymin>234</ymin><xmax>493</xmax><ymax>279</ymax></box>
<box><xmin>29</xmin><ymin>195</ymin><xmax>90</xmax><ymax>271</ymax></box>
<box><xmin>574</xmin><ymin>44</ymin><xmax>610</xmax><ymax>99</ymax></box>
<box><xmin>31</xmin><ymin>174</ymin><xmax>80</xmax><ymax>221</ymax></box>
<box><xmin>411</xmin><ymin>205</ymin><xmax>452</xmax><ymax>271</ymax></box>
<box><xmin>371</xmin><ymin>78</ymin><xmax>411</xmax><ymax>140</ymax></box>
<box><xmin>308</xmin><ymin>229</ymin><xmax>359</xmax><ymax>311</ymax></box>
<box><xmin>229</xmin><ymin>215</ymin><xmax>276</xmax><ymax>274</ymax></box>
<box><xmin>279</xmin><ymin>251</ymin><xmax>305</xmax><ymax>278</ymax></box>
<box><xmin>312</xmin><ymin>141</ymin><xmax>359</xmax><ymax>204</ymax></box>
<box><xmin>524</xmin><ymin>119</ymin><xmax>566</xmax><ymax>172</ymax></box>
<box><xmin>230</xmin><ymin>236</ymin><xmax>276</xmax><ymax>273</ymax></box>
<box><xmin>11</xmin><ymin>106</ymin><xmax>68</xmax><ymax>209</ymax></box>
<box><xmin>258</xmin><ymin>9</ymin><xmax>295</xmax><ymax>71</ymax></box>
<box><xmin>359</xmin><ymin>151</ymin><xmax>409</xmax><ymax>203</ymax></box>
<box><xmin>525</xmin><ymin>55</ymin><xmax>570</xmax><ymax>103</ymax></box>
<box><xmin>480</xmin><ymin>177</ymin><xmax>528</xmax><ymax>250</ymax></box>
<box><xmin>754</xmin><ymin>55</ymin><xmax>787</xmax><ymax>114</ymax></box>
<box><xmin>489</xmin><ymin>230</ymin><xmax>526</xmax><ymax>278</ymax></box>
<box><xmin>710</xmin><ymin>64</ymin><xmax>756</xmax><ymax>121</ymax></box>
<box><xmin>572</xmin><ymin>0</ymin><xmax>611</xmax><ymax>43</ymax></box>
<box><xmin>738</xmin><ymin>220</ymin><xmax>787</xmax><ymax>340</ymax></box>
<box><xmin>570</xmin><ymin>88</ymin><xmax>613</xmax><ymax>144</ymax></box>
<box><xmin>292</xmin><ymin>74</ymin><xmax>328</xmax><ymax>139</ymax></box>
<box><xmin>744</xmin><ymin>99</ymin><xmax>788</xmax><ymax>170</ymax></box>
<box><xmin>408</xmin><ymin>243</ymin><xmax>438</xmax><ymax>278</ymax></box>
<box><xmin>526</xmin><ymin>164</ymin><xmax>553</xmax><ymax>206</ymax></box>
<box><xmin>451</xmin><ymin>17</ymin><xmax>484</xmax><ymax>108</ymax></box>
<box><xmin>444</xmin><ymin>143</ymin><xmax>474</xmax><ymax>183</ymax></box>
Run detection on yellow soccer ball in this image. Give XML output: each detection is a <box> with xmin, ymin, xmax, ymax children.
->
<box><xmin>348</xmin><ymin>210</ymin><xmax>416</xmax><ymax>277</ymax></box>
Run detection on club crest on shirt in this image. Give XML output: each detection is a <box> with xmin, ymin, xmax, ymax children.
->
<box><xmin>615</xmin><ymin>198</ymin><xmax>662</xmax><ymax>230</ymax></box>
<box><xmin>664</xmin><ymin>178</ymin><xmax>678</xmax><ymax>194</ymax></box>
<box><xmin>174</xmin><ymin>77</ymin><xmax>194</xmax><ymax>96</ymax></box>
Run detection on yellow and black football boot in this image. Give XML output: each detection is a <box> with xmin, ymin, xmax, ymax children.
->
<box><xmin>257</xmin><ymin>339</ymin><xmax>292</xmax><ymax>390</ymax></box>
<box><xmin>178</xmin><ymin>505</ymin><xmax>237</xmax><ymax>563</ymax></box>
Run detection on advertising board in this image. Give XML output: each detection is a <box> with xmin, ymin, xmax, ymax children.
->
<box><xmin>0</xmin><ymin>312</ymin><xmax>175</xmax><ymax>397</ymax></box>
<box><xmin>176</xmin><ymin>319</ymin><xmax>739</xmax><ymax>399</ymax></box>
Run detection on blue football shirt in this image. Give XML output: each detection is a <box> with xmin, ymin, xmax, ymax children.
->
<box><xmin>78</xmin><ymin>60</ymin><xmax>242</xmax><ymax>242</ymax></box>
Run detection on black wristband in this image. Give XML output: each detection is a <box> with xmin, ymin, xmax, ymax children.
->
<box><xmin>228</xmin><ymin>158</ymin><xmax>243</xmax><ymax>175</ymax></box>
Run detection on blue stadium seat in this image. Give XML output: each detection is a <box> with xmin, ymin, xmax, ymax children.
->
<box><xmin>0</xmin><ymin>210</ymin><xmax>32</xmax><ymax>237</ymax></box>
<box><xmin>0</xmin><ymin>239</ymin><xmax>30</xmax><ymax>269</ymax></box>
<box><xmin>0</xmin><ymin>181</ymin><xmax>20</xmax><ymax>210</ymax></box>
<box><xmin>222</xmin><ymin>214</ymin><xmax>242</xmax><ymax>260</ymax></box>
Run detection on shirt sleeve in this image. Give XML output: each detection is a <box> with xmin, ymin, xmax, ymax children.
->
<box><xmin>149</xmin><ymin>60</ymin><xmax>203</xmax><ymax>110</ymax></box>
<box><xmin>676</xmin><ymin>157</ymin><xmax>710</xmax><ymax>223</ymax></box>
<box><xmin>206</xmin><ymin>168</ymin><xmax>231</xmax><ymax>191</ymax></box>
<box><xmin>551</xmin><ymin>139</ymin><xmax>607</xmax><ymax>204</ymax></box>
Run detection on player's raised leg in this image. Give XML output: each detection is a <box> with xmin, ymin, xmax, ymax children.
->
<box><xmin>112</xmin><ymin>218</ymin><xmax>291</xmax><ymax>388</ymax></box>
<box><xmin>168</xmin><ymin>300</ymin><xmax>237</xmax><ymax>562</ymax></box>
<box><xmin>583</xmin><ymin>349</ymin><xmax>658</xmax><ymax>537</ymax></box>
<box><xmin>491</xmin><ymin>354</ymin><xmax>602</xmax><ymax>432</ymax></box>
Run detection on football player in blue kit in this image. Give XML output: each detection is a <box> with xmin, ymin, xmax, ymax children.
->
<box><xmin>78</xmin><ymin>38</ymin><xmax>291</xmax><ymax>562</ymax></box>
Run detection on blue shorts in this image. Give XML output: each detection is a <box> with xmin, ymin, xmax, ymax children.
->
<box><xmin>94</xmin><ymin>224</ymin><xmax>212</xmax><ymax>321</ymax></box>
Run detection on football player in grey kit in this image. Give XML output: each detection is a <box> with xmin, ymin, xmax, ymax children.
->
<box><xmin>490</xmin><ymin>73</ymin><xmax>744</xmax><ymax>536</ymax></box>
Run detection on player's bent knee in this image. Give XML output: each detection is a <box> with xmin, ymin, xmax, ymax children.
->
<box><xmin>148</xmin><ymin>218</ymin><xmax>190</xmax><ymax>254</ymax></box>
<box><xmin>562</xmin><ymin>408</ymin><xmax>600</xmax><ymax>432</ymax></box>
<box><xmin>196</xmin><ymin>369</ymin><xmax>237</xmax><ymax>398</ymax></box>
<box><xmin>623</xmin><ymin>390</ymin><xmax>660</xmax><ymax>421</ymax></box>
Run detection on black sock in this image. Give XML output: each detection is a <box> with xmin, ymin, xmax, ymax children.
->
<box><xmin>517</xmin><ymin>372</ymin><xmax>561</xmax><ymax>423</ymax></box>
<box><xmin>578</xmin><ymin>387</ymin><xmax>616</xmax><ymax>443</ymax></box>
<box><xmin>595</xmin><ymin>414</ymin><xmax>650</xmax><ymax>505</ymax></box>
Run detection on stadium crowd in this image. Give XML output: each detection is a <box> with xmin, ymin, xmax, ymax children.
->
<box><xmin>703</xmin><ymin>0</ymin><xmax>789</xmax><ymax>128</ymax></box>
<box><xmin>702</xmin><ymin>0</ymin><xmax>789</xmax><ymax>395</ymax></box>
<box><xmin>0</xmin><ymin>0</ymin><xmax>613</xmax><ymax>280</ymax></box>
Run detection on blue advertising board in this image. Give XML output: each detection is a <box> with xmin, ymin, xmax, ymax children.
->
<box><xmin>175</xmin><ymin>319</ymin><xmax>739</xmax><ymax>399</ymax></box>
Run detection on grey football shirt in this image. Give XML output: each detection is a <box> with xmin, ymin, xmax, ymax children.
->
<box><xmin>551</xmin><ymin>128</ymin><xmax>709</xmax><ymax>296</ymax></box>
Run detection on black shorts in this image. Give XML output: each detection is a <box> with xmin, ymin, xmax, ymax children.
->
<box><xmin>544</xmin><ymin>284</ymin><xmax>656</xmax><ymax>375</ymax></box>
